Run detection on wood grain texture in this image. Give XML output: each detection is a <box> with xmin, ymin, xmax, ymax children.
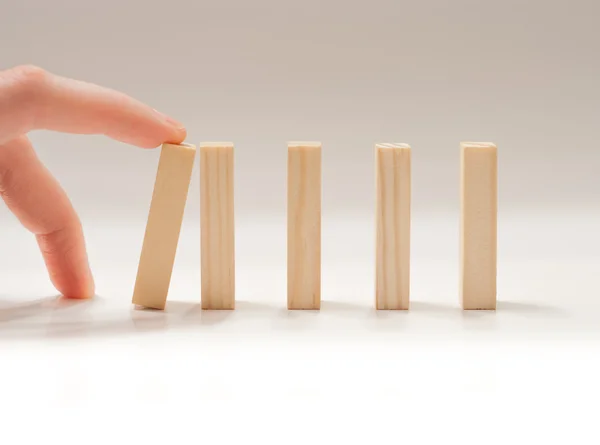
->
<box><xmin>132</xmin><ymin>143</ymin><xmax>196</xmax><ymax>310</ymax></box>
<box><xmin>460</xmin><ymin>142</ymin><xmax>497</xmax><ymax>310</ymax></box>
<box><xmin>200</xmin><ymin>142</ymin><xmax>235</xmax><ymax>310</ymax></box>
<box><xmin>287</xmin><ymin>142</ymin><xmax>321</xmax><ymax>310</ymax></box>
<box><xmin>375</xmin><ymin>143</ymin><xmax>411</xmax><ymax>310</ymax></box>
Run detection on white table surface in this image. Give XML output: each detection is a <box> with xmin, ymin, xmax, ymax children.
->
<box><xmin>1</xmin><ymin>213</ymin><xmax>598</xmax><ymax>441</ymax></box>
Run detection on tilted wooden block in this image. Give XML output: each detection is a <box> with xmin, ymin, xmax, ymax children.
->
<box><xmin>375</xmin><ymin>143</ymin><xmax>411</xmax><ymax>310</ymax></box>
<box><xmin>132</xmin><ymin>142</ymin><xmax>196</xmax><ymax>310</ymax></box>
<box><xmin>460</xmin><ymin>142</ymin><xmax>498</xmax><ymax>310</ymax></box>
<box><xmin>200</xmin><ymin>142</ymin><xmax>235</xmax><ymax>310</ymax></box>
<box><xmin>287</xmin><ymin>141</ymin><xmax>321</xmax><ymax>310</ymax></box>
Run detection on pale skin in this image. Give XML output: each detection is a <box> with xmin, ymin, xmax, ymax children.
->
<box><xmin>0</xmin><ymin>65</ymin><xmax>187</xmax><ymax>299</ymax></box>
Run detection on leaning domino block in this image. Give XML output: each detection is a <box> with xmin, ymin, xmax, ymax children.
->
<box><xmin>460</xmin><ymin>142</ymin><xmax>497</xmax><ymax>310</ymax></box>
<box><xmin>375</xmin><ymin>143</ymin><xmax>411</xmax><ymax>310</ymax></box>
<box><xmin>200</xmin><ymin>142</ymin><xmax>235</xmax><ymax>310</ymax></box>
<box><xmin>132</xmin><ymin>142</ymin><xmax>196</xmax><ymax>310</ymax></box>
<box><xmin>287</xmin><ymin>141</ymin><xmax>321</xmax><ymax>310</ymax></box>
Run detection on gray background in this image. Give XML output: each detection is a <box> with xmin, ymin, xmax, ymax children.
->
<box><xmin>2</xmin><ymin>0</ymin><xmax>598</xmax><ymax>219</ymax></box>
<box><xmin>0</xmin><ymin>0</ymin><xmax>598</xmax><ymax>303</ymax></box>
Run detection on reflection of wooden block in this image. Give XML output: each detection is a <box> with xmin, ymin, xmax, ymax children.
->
<box><xmin>375</xmin><ymin>143</ymin><xmax>411</xmax><ymax>310</ymax></box>
<box><xmin>132</xmin><ymin>143</ymin><xmax>196</xmax><ymax>310</ymax></box>
<box><xmin>200</xmin><ymin>142</ymin><xmax>235</xmax><ymax>310</ymax></box>
<box><xmin>460</xmin><ymin>142</ymin><xmax>497</xmax><ymax>310</ymax></box>
<box><xmin>287</xmin><ymin>142</ymin><xmax>321</xmax><ymax>310</ymax></box>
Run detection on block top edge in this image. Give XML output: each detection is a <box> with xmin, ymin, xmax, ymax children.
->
<box><xmin>162</xmin><ymin>142</ymin><xmax>196</xmax><ymax>150</ymax></box>
<box><xmin>288</xmin><ymin>141</ymin><xmax>322</xmax><ymax>148</ymax></box>
<box><xmin>376</xmin><ymin>143</ymin><xmax>411</xmax><ymax>150</ymax></box>
<box><xmin>460</xmin><ymin>141</ymin><xmax>496</xmax><ymax>149</ymax></box>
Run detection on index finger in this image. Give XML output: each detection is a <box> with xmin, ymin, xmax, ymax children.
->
<box><xmin>0</xmin><ymin>65</ymin><xmax>187</xmax><ymax>147</ymax></box>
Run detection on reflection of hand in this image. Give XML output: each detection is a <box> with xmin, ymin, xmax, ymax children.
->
<box><xmin>0</xmin><ymin>65</ymin><xmax>187</xmax><ymax>299</ymax></box>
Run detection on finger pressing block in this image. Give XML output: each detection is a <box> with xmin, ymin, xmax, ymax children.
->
<box><xmin>375</xmin><ymin>143</ymin><xmax>411</xmax><ymax>310</ymax></box>
<box><xmin>200</xmin><ymin>142</ymin><xmax>235</xmax><ymax>310</ymax></box>
<box><xmin>132</xmin><ymin>142</ymin><xmax>196</xmax><ymax>310</ymax></box>
<box><xmin>460</xmin><ymin>142</ymin><xmax>497</xmax><ymax>310</ymax></box>
<box><xmin>287</xmin><ymin>141</ymin><xmax>321</xmax><ymax>310</ymax></box>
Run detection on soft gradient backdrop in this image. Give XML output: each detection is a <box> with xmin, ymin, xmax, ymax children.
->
<box><xmin>2</xmin><ymin>0</ymin><xmax>599</xmax><ymax>219</ymax></box>
<box><xmin>1</xmin><ymin>0</ymin><xmax>598</xmax><ymax>306</ymax></box>
<box><xmin>1</xmin><ymin>0</ymin><xmax>599</xmax><ymax>430</ymax></box>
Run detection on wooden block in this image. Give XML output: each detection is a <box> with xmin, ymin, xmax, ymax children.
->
<box><xmin>287</xmin><ymin>141</ymin><xmax>321</xmax><ymax>310</ymax></box>
<box><xmin>200</xmin><ymin>142</ymin><xmax>235</xmax><ymax>310</ymax></box>
<box><xmin>132</xmin><ymin>142</ymin><xmax>196</xmax><ymax>310</ymax></box>
<box><xmin>375</xmin><ymin>143</ymin><xmax>411</xmax><ymax>310</ymax></box>
<box><xmin>460</xmin><ymin>142</ymin><xmax>497</xmax><ymax>310</ymax></box>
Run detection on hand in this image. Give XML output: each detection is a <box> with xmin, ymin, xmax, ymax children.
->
<box><xmin>0</xmin><ymin>65</ymin><xmax>187</xmax><ymax>299</ymax></box>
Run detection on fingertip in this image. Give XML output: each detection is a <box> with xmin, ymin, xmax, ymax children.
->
<box><xmin>78</xmin><ymin>271</ymin><xmax>95</xmax><ymax>299</ymax></box>
<box><xmin>72</xmin><ymin>256</ymin><xmax>95</xmax><ymax>299</ymax></box>
<box><xmin>36</xmin><ymin>228</ymin><xmax>96</xmax><ymax>300</ymax></box>
<box><xmin>150</xmin><ymin>108</ymin><xmax>187</xmax><ymax>144</ymax></box>
<box><xmin>125</xmin><ymin>128</ymin><xmax>187</xmax><ymax>149</ymax></box>
<box><xmin>52</xmin><ymin>263</ymin><xmax>95</xmax><ymax>300</ymax></box>
<box><xmin>61</xmin><ymin>285</ymin><xmax>95</xmax><ymax>300</ymax></box>
<box><xmin>135</xmin><ymin>121</ymin><xmax>187</xmax><ymax>149</ymax></box>
<box><xmin>52</xmin><ymin>275</ymin><xmax>95</xmax><ymax>299</ymax></box>
<box><xmin>165</xmin><ymin>125</ymin><xmax>187</xmax><ymax>145</ymax></box>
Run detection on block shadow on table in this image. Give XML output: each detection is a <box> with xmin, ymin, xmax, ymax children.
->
<box><xmin>0</xmin><ymin>294</ymin><xmax>582</xmax><ymax>340</ymax></box>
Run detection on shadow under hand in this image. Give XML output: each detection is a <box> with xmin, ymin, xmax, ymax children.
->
<box><xmin>46</xmin><ymin>300</ymin><xmax>211</xmax><ymax>338</ymax></box>
<box><xmin>0</xmin><ymin>294</ymin><xmax>98</xmax><ymax>323</ymax></box>
<box><xmin>39</xmin><ymin>299</ymin><xmax>286</xmax><ymax>339</ymax></box>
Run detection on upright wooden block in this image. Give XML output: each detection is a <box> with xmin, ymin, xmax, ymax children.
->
<box><xmin>375</xmin><ymin>143</ymin><xmax>411</xmax><ymax>310</ymax></box>
<box><xmin>460</xmin><ymin>142</ymin><xmax>497</xmax><ymax>310</ymax></box>
<box><xmin>287</xmin><ymin>142</ymin><xmax>321</xmax><ymax>310</ymax></box>
<box><xmin>200</xmin><ymin>142</ymin><xmax>235</xmax><ymax>310</ymax></box>
<box><xmin>132</xmin><ymin>143</ymin><xmax>196</xmax><ymax>310</ymax></box>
